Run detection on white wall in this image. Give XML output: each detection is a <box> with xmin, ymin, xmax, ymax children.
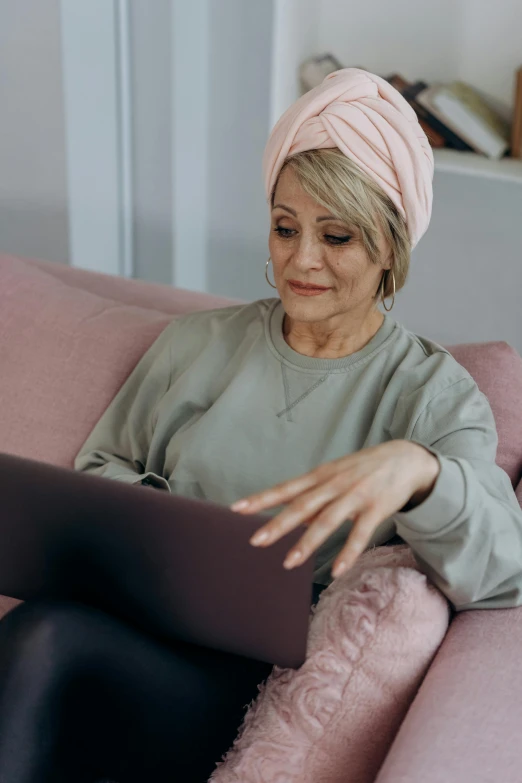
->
<box><xmin>270</xmin><ymin>0</ymin><xmax>318</xmax><ymax>127</ymax></box>
<box><xmin>130</xmin><ymin>0</ymin><xmax>173</xmax><ymax>285</ymax></box>
<box><xmin>316</xmin><ymin>0</ymin><xmax>520</xmax><ymax>120</ymax></box>
<box><xmin>205</xmin><ymin>0</ymin><xmax>275</xmax><ymax>301</ymax></box>
<box><xmin>455</xmin><ymin>0</ymin><xmax>521</xmax><ymax>120</ymax></box>
<box><xmin>313</xmin><ymin>0</ymin><xmax>522</xmax><ymax>352</ymax></box>
<box><xmin>56</xmin><ymin>0</ymin><xmax>277</xmax><ymax>294</ymax></box>
<box><xmin>393</xmin><ymin>165</ymin><xmax>522</xmax><ymax>353</ymax></box>
<box><xmin>0</xmin><ymin>0</ymin><xmax>69</xmax><ymax>263</ymax></box>
<box><xmin>317</xmin><ymin>0</ymin><xmax>459</xmax><ymax>86</ymax></box>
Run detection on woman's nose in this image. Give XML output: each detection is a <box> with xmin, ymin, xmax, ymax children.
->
<box><xmin>292</xmin><ymin>239</ymin><xmax>325</xmax><ymax>270</ymax></box>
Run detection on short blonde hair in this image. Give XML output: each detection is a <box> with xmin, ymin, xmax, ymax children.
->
<box><xmin>270</xmin><ymin>148</ymin><xmax>410</xmax><ymax>299</ymax></box>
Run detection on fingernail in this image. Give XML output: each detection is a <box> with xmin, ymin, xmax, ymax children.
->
<box><xmin>231</xmin><ymin>499</ymin><xmax>249</xmax><ymax>510</ymax></box>
<box><xmin>332</xmin><ymin>561</ymin><xmax>347</xmax><ymax>578</ymax></box>
<box><xmin>283</xmin><ymin>550</ymin><xmax>302</xmax><ymax>569</ymax></box>
<box><xmin>250</xmin><ymin>531</ymin><xmax>269</xmax><ymax>546</ymax></box>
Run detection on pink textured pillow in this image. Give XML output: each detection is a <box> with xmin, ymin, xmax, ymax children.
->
<box><xmin>0</xmin><ymin>255</ymin><xmax>174</xmax><ymax>469</ymax></box>
<box><xmin>446</xmin><ymin>341</ymin><xmax>522</xmax><ymax>486</ymax></box>
<box><xmin>209</xmin><ymin>545</ymin><xmax>450</xmax><ymax>783</ymax></box>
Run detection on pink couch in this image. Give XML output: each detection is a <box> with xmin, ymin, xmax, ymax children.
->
<box><xmin>2</xmin><ymin>253</ymin><xmax>522</xmax><ymax>782</ymax></box>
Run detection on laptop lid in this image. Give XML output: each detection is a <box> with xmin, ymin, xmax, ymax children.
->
<box><xmin>0</xmin><ymin>452</ymin><xmax>316</xmax><ymax>668</ymax></box>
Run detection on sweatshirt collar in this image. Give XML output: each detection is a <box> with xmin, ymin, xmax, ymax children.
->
<box><xmin>265</xmin><ymin>297</ymin><xmax>398</xmax><ymax>372</ymax></box>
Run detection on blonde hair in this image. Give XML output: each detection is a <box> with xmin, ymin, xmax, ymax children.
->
<box><xmin>270</xmin><ymin>148</ymin><xmax>410</xmax><ymax>300</ymax></box>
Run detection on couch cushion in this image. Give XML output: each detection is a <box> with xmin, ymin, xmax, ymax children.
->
<box><xmin>447</xmin><ymin>341</ymin><xmax>522</xmax><ymax>486</ymax></box>
<box><xmin>209</xmin><ymin>545</ymin><xmax>449</xmax><ymax>783</ymax></box>
<box><xmin>0</xmin><ymin>256</ymin><xmax>177</xmax><ymax>469</ymax></box>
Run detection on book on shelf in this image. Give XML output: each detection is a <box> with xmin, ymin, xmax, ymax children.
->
<box><xmin>415</xmin><ymin>81</ymin><xmax>511</xmax><ymax>160</ymax></box>
<box><xmin>384</xmin><ymin>74</ymin><xmax>475</xmax><ymax>152</ymax></box>
<box><xmin>384</xmin><ymin>74</ymin><xmax>449</xmax><ymax>149</ymax></box>
<box><xmin>299</xmin><ymin>54</ymin><xmax>345</xmax><ymax>94</ymax></box>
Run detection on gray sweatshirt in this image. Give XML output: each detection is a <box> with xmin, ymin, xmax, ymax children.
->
<box><xmin>75</xmin><ymin>297</ymin><xmax>522</xmax><ymax>611</ymax></box>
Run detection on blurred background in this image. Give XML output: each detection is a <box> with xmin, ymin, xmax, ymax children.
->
<box><xmin>1</xmin><ymin>0</ymin><xmax>521</xmax><ymax>349</ymax></box>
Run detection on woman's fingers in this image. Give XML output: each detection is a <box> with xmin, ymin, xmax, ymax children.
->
<box><xmin>331</xmin><ymin>507</ymin><xmax>384</xmax><ymax>576</ymax></box>
<box><xmin>249</xmin><ymin>478</ymin><xmax>342</xmax><ymax>547</ymax></box>
<box><xmin>232</xmin><ymin>467</ymin><xmax>328</xmax><ymax>514</ymax></box>
<box><xmin>281</xmin><ymin>492</ymin><xmax>366</xmax><ymax>568</ymax></box>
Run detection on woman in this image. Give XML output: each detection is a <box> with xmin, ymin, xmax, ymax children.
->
<box><xmin>0</xmin><ymin>67</ymin><xmax>521</xmax><ymax>782</ymax></box>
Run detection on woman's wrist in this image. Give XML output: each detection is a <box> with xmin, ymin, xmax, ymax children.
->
<box><xmin>402</xmin><ymin>443</ymin><xmax>441</xmax><ymax>511</ymax></box>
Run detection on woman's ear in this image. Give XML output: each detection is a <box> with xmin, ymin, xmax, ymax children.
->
<box><xmin>383</xmin><ymin>251</ymin><xmax>394</xmax><ymax>271</ymax></box>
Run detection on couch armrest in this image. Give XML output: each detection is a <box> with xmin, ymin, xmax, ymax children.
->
<box><xmin>374</xmin><ymin>606</ymin><xmax>522</xmax><ymax>783</ymax></box>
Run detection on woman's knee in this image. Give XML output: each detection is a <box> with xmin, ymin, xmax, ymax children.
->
<box><xmin>0</xmin><ymin>600</ymin><xmax>104</xmax><ymax>681</ymax></box>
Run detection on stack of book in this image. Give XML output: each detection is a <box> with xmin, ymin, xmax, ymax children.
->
<box><xmin>299</xmin><ymin>56</ymin><xmax>522</xmax><ymax>161</ymax></box>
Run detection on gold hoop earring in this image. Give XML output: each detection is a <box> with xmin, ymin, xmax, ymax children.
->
<box><xmin>265</xmin><ymin>257</ymin><xmax>277</xmax><ymax>289</ymax></box>
<box><xmin>381</xmin><ymin>269</ymin><xmax>396</xmax><ymax>312</ymax></box>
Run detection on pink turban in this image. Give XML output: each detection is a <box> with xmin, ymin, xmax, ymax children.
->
<box><xmin>262</xmin><ymin>68</ymin><xmax>434</xmax><ymax>250</ymax></box>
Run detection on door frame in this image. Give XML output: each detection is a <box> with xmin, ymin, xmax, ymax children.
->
<box><xmin>60</xmin><ymin>0</ymin><xmax>133</xmax><ymax>277</ymax></box>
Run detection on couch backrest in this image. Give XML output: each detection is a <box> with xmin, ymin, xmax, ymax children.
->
<box><xmin>22</xmin><ymin>255</ymin><xmax>244</xmax><ymax>314</ymax></box>
<box><xmin>2</xmin><ymin>254</ymin><xmax>522</xmax><ymax>487</ymax></box>
<box><xmin>0</xmin><ymin>256</ymin><xmax>176</xmax><ymax>468</ymax></box>
<box><xmin>445</xmin><ymin>341</ymin><xmax>522</xmax><ymax>486</ymax></box>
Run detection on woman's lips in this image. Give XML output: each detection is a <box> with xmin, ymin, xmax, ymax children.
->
<box><xmin>288</xmin><ymin>281</ymin><xmax>331</xmax><ymax>296</ymax></box>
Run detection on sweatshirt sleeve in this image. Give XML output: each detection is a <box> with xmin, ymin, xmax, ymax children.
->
<box><xmin>393</xmin><ymin>376</ymin><xmax>522</xmax><ymax>611</ymax></box>
<box><xmin>74</xmin><ymin>319</ymin><xmax>178</xmax><ymax>492</ymax></box>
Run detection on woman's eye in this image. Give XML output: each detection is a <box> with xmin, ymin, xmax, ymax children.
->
<box><xmin>274</xmin><ymin>227</ymin><xmax>295</xmax><ymax>238</ymax></box>
<box><xmin>326</xmin><ymin>234</ymin><xmax>351</xmax><ymax>245</ymax></box>
<box><xmin>273</xmin><ymin>227</ymin><xmax>351</xmax><ymax>245</ymax></box>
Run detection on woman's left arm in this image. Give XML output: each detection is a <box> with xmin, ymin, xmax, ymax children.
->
<box><xmin>391</xmin><ymin>377</ymin><xmax>522</xmax><ymax>611</ymax></box>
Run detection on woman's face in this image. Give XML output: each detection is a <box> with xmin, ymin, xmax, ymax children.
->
<box><xmin>269</xmin><ymin>165</ymin><xmax>392</xmax><ymax>323</ymax></box>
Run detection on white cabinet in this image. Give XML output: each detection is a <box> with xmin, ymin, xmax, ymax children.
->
<box><xmin>396</xmin><ymin>149</ymin><xmax>522</xmax><ymax>353</ymax></box>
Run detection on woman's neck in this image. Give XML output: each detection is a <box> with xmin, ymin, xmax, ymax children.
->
<box><xmin>282</xmin><ymin>308</ymin><xmax>385</xmax><ymax>360</ymax></box>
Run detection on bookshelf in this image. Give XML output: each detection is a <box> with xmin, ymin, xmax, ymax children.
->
<box><xmin>433</xmin><ymin>149</ymin><xmax>522</xmax><ymax>184</ymax></box>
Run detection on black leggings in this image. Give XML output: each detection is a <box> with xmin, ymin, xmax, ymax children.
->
<box><xmin>0</xmin><ymin>599</ymin><xmax>276</xmax><ymax>783</ymax></box>
<box><xmin>0</xmin><ymin>585</ymin><xmax>325</xmax><ymax>783</ymax></box>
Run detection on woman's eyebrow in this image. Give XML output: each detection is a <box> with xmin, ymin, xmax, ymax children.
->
<box><xmin>272</xmin><ymin>203</ymin><xmax>297</xmax><ymax>216</ymax></box>
<box><xmin>272</xmin><ymin>203</ymin><xmax>342</xmax><ymax>222</ymax></box>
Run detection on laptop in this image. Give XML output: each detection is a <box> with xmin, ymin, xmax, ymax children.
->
<box><xmin>0</xmin><ymin>452</ymin><xmax>316</xmax><ymax>668</ymax></box>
